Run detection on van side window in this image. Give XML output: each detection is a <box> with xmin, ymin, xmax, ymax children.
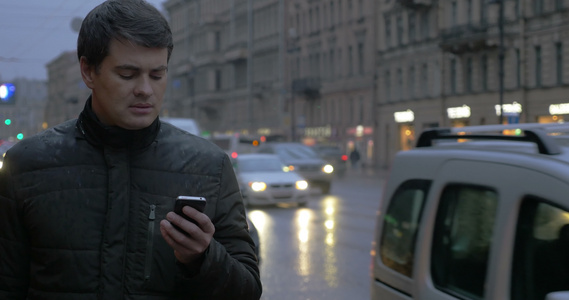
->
<box><xmin>511</xmin><ymin>197</ymin><xmax>569</xmax><ymax>300</ymax></box>
<box><xmin>431</xmin><ymin>184</ymin><xmax>498</xmax><ymax>298</ymax></box>
<box><xmin>380</xmin><ymin>179</ymin><xmax>431</xmax><ymax>277</ymax></box>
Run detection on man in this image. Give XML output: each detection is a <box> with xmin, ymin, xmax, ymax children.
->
<box><xmin>0</xmin><ymin>1</ymin><xmax>262</xmax><ymax>299</ymax></box>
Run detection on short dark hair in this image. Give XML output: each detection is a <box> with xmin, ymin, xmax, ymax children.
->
<box><xmin>77</xmin><ymin>0</ymin><xmax>173</xmax><ymax>69</ymax></box>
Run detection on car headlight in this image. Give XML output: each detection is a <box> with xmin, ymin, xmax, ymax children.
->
<box><xmin>249</xmin><ymin>181</ymin><xmax>267</xmax><ymax>192</ymax></box>
<box><xmin>295</xmin><ymin>180</ymin><xmax>308</xmax><ymax>190</ymax></box>
<box><xmin>323</xmin><ymin>164</ymin><xmax>334</xmax><ymax>174</ymax></box>
<box><xmin>0</xmin><ymin>161</ymin><xmax>3</xmax><ymax>169</ymax></box>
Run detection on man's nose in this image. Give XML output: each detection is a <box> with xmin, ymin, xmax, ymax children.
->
<box><xmin>134</xmin><ymin>76</ymin><xmax>153</xmax><ymax>97</ymax></box>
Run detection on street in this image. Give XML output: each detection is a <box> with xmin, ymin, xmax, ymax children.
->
<box><xmin>248</xmin><ymin>169</ymin><xmax>385</xmax><ymax>300</ymax></box>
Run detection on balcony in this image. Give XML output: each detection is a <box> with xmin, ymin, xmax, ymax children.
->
<box><xmin>398</xmin><ymin>0</ymin><xmax>432</xmax><ymax>9</ymax></box>
<box><xmin>440</xmin><ymin>24</ymin><xmax>495</xmax><ymax>55</ymax></box>
<box><xmin>292</xmin><ymin>77</ymin><xmax>321</xmax><ymax>100</ymax></box>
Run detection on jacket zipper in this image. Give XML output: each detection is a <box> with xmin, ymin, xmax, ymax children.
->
<box><xmin>144</xmin><ymin>204</ymin><xmax>156</xmax><ymax>281</ymax></box>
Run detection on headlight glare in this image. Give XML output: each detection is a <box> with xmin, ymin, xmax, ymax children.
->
<box><xmin>323</xmin><ymin>164</ymin><xmax>334</xmax><ymax>174</ymax></box>
<box><xmin>249</xmin><ymin>181</ymin><xmax>267</xmax><ymax>192</ymax></box>
<box><xmin>296</xmin><ymin>180</ymin><xmax>308</xmax><ymax>190</ymax></box>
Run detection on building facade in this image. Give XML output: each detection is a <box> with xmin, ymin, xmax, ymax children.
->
<box><xmin>45</xmin><ymin>51</ymin><xmax>90</xmax><ymax>130</ymax></box>
<box><xmin>376</xmin><ymin>0</ymin><xmax>569</xmax><ymax>168</ymax></box>
<box><xmin>163</xmin><ymin>0</ymin><xmax>379</xmax><ymax>165</ymax></box>
<box><xmin>163</xmin><ymin>0</ymin><xmax>287</xmax><ymax>138</ymax></box>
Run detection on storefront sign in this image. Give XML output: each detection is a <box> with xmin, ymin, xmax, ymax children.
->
<box><xmin>495</xmin><ymin>102</ymin><xmax>522</xmax><ymax>116</ymax></box>
<box><xmin>447</xmin><ymin>105</ymin><xmax>471</xmax><ymax>119</ymax></box>
<box><xmin>394</xmin><ymin>110</ymin><xmax>414</xmax><ymax>123</ymax></box>
<box><xmin>305</xmin><ymin>126</ymin><xmax>332</xmax><ymax>137</ymax></box>
<box><xmin>346</xmin><ymin>125</ymin><xmax>373</xmax><ymax>136</ymax></box>
<box><xmin>549</xmin><ymin>103</ymin><xmax>569</xmax><ymax>115</ymax></box>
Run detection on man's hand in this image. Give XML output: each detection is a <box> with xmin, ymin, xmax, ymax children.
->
<box><xmin>160</xmin><ymin>206</ymin><xmax>215</xmax><ymax>265</ymax></box>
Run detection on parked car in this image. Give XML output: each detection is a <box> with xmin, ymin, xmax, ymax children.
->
<box><xmin>234</xmin><ymin>153</ymin><xmax>310</xmax><ymax>207</ymax></box>
<box><xmin>371</xmin><ymin>123</ymin><xmax>569</xmax><ymax>300</ymax></box>
<box><xmin>210</xmin><ymin>134</ymin><xmax>258</xmax><ymax>160</ymax></box>
<box><xmin>160</xmin><ymin>117</ymin><xmax>201</xmax><ymax>137</ymax></box>
<box><xmin>255</xmin><ymin>142</ymin><xmax>334</xmax><ymax>194</ymax></box>
<box><xmin>311</xmin><ymin>144</ymin><xmax>347</xmax><ymax>178</ymax></box>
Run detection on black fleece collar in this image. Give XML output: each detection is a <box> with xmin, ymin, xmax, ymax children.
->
<box><xmin>76</xmin><ymin>96</ymin><xmax>160</xmax><ymax>150</ymax></box>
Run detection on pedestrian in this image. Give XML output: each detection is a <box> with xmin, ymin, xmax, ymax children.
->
<box><xmin>0</xmin><ymin>1</ymin><xmax>261</xmax><ymax>299</ymax></box>
<box><xmin>350</xmin><ymin>147</ymin><xmax>361</xmax><ymax>171</ymax></box>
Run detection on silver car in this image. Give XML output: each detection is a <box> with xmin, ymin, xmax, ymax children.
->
<box><xmin>255</xmin><ymin>142</ymin><xmax>334</xmax><ymax>194</ymax></box>
<box><xmin>234</xmin><ymin>153</ymin><xmax>311</xmax><ymax>207</ymax></box>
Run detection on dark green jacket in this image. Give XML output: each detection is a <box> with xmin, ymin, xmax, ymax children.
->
<box><xmin>0</xmin><ymin>101</ymin><xmax>261</xmax><ymax>299</ymax></box>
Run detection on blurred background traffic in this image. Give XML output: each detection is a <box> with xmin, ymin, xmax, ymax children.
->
<box><xmin>5</xmin><ymin>0</ymin><xmax>568</xmax><ymax>173</ymax></box>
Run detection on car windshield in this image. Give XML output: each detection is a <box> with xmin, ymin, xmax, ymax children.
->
<box><xmin>274</xmin><ymin>144</ymin><xmax>319</xmax><ymax>160</ymax></box>
<box><xmin>238</xmin><ymin>158</ymin><xmax>286</xmax><ymax>172</ymax></box>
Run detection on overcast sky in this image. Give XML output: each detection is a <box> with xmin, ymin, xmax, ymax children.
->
<box><xmin>0</xmin><ymin>0</ymin><xmax>166</xmax><ymax>82</ymax></box>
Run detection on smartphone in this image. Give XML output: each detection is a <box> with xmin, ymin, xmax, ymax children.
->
<box><xmin>174</xmin><ymin>196</ymin><xmax>206</xmax><ymax>226</ymax></box>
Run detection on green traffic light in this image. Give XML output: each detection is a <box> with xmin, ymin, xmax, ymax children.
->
<box><xmin>4</xmin><ymin>119</ymin><xmax>11</xmax><ymax>125</ymax></box>
<box><xmin>16</xmin><ymin>133</ymin><xmax>24</xmax><ymax>140</ymax></box>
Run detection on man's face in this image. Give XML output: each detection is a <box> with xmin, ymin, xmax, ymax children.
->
<box><xmin>80</xmin><ymin>39</ymin><xmax>169</xmax><ymax>130</ymax></box>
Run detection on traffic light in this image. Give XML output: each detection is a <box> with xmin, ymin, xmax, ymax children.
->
<box><xmin>4</xmin><ymin>119</ymin><xmax>11</xmax><ymax>125</ymax></box>
<box><xmin>16</xmin><ymin>133</ymin><xmax>24</xmax><ymax>140</ymax></box>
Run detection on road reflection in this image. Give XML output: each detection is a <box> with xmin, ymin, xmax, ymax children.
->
<box><xmin>323</xmin><ymin>196</ymin><xmax>338</xmax><ymax>287</ymax></box>
<box><xmin>248</xmin><ymin>197</ymin><xmax>342</xmax><ymax>288</ymax></box>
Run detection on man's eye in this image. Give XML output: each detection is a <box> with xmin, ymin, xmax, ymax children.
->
<box><xmin>119</xmin><ymin>74</ymin><xmax>134</xmax><ymax>79</ymax></box>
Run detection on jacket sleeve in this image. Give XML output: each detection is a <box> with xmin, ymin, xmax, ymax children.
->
<box><xmin>180</xmin><ymin>154</ymin><xmax>262</xmax><ymax>299</ymax></box>
<box><xmin>0</xmin><ymin>155</ymin><xmax>30</xmax><ymax>299</ymax></box>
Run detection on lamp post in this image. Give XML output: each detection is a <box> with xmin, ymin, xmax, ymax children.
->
<box><xmin>498</xmin><ymin>0</ymin><xmax>504</xmax><ymax>124</ymax></box>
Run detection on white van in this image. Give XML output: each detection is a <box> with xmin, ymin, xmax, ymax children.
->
<box><xmin>160</xmin><ymin>117</ymin><xmax>201</xmax><ymax>137</ymax></box>
<box><xmin>371</xmin><ymin>123</ymin><xmax>569</xmax><ymax>300</ymax></box>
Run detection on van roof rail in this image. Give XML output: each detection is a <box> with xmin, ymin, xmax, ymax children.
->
<box><xmin>416</xmin><ymin>123</ymin><xmax>568</xmax><ymax>155</ymax></box>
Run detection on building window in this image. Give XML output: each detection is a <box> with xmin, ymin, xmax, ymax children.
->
<box><xmin>408</xmin><ymin>12</ymin><xmax>416</xmax><ymax>43</ymax></box>
<box><xmin>467</xmin><ymin>0</ymin><xmax>473</xmax><ymax>24</ymax></box>
<box><xmin>385</xmin><ymin>18</ymin><xmax>391</xmax><ymax>48</ymax></box>
<box><xmin>348</xmin><ymin>0</ymin><xmax>353</xmax><ymax>20</ymax></box>
<box><xmin>358</xmin><ymin>42</ymin><xmax>364</xmax><ymax>75</ymax></box>
<box><xmin>330</xmin><ymin>1</ymin><xmax>335</xmax><ymax>25</ymax></box>
<box><xmin>409</xmin><ymin>66</ymin><xmax>415</xmax><ymax>98</ymax></box>
<box><xmin>329</xmin><ymin>49</ymin><xmax>335</xmax><ymax>79</ymax></box>
<box><xmin>481</xmin><ymin>54</ymin><xmax>488</xmax><ymax>91</ymax></box>
<box><xmin>359</xmin><ymin>96</ymin><xmax>364</xmax><ymax>123</ymax></box>
<box><xmin>358</xmin><ymin>0</ymin><xmax>364</xmax><ymax>19</ymax></box>
<box><xmin>516</xmin><ymin>49</ymin><xmax>521</xmax><ymax>88</ymax></box>
<box><xmin>535</xmin><ymin>0</ymin><xmax>544</xmax><ymax>15</ymax></box>
<box><xmin>557</xmin><ymin>42</ymin><xmax>563</xmax><ymax>85</ymax></box>
<box><xmin>397</xmin><ymin>68</ymin><xmax>403</xmax><ymax>100</ymax></box>
<box><xmin>422</xmin><ymin>63</ymin><xmax>428</xmax><ymax>96</ymax></box>
<box><xmin>481</xmin><ymin>1</ymin><xmax>487</xmax><ymax>25</ymax></box>
<box><xmin>556</xmin><ymin>0</ymin><xmax>564</xmax><ymax>10</ymax></box>
<box><xmin>349</xmin><ymin>98</ymin><xmax>354</xmax><ymax>123</ymax></box>
<box><xmin>466</xmin><ymin>57</ymin><xmax>473</xmax><ymax>92</ymax></box>
<box><xmin>535</xmin><ymin>46</ymin><xmax>542</xmax><ymax>87</ymax></box>
<box><xmin>396</xmin><ymin>15</ymin><xmax>403</xmax><ymax>45</ymax></box>
<box><xmin>451</xmin><ymin>1</ymin><xmax>457</xmax><ymax>27</ymax></box>
<box><xmin>385</xmin><ymin>70</ymin><xmax>391</xmax><ymax>101</ymax></box>
<box><xmin>348</xmin><ymin>46</ymin><xmax>354</xmax><ymax>76</ymax></box>
<box><xmin>450</xmin><ymin>58</ymin><xmax>457</xmax><ymax>94</ymax></box>
<box><xmin>215</xmin><ymin>69</ymin><xmax>222</xmax><ymax>91</ymax></box>
<box><xmin>215</xmin><ymin>31</ymin><xmax>221</xmax><ymax>51</ymax></box>
<box><xmin>421</xmin><ymin>12</ymin><xmax>429</xmax><ymax>39</ymax></box>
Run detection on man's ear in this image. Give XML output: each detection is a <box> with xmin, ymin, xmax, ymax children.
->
<box><xmin>80</xmin><ymin>56</ymin><xmax>95</xmax><ymax>89</ymax></box>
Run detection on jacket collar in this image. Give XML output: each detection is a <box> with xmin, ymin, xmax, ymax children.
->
<box><xmin>76</xmin><ymin>96</ymin><xmax>160</xmax><ymax>150</ymax></box>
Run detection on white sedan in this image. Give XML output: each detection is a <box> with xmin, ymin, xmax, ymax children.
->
<box><xmin>234</xmin><ymin>153</ymin><xmax>311</xmax><ymax>207</ymax></box>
